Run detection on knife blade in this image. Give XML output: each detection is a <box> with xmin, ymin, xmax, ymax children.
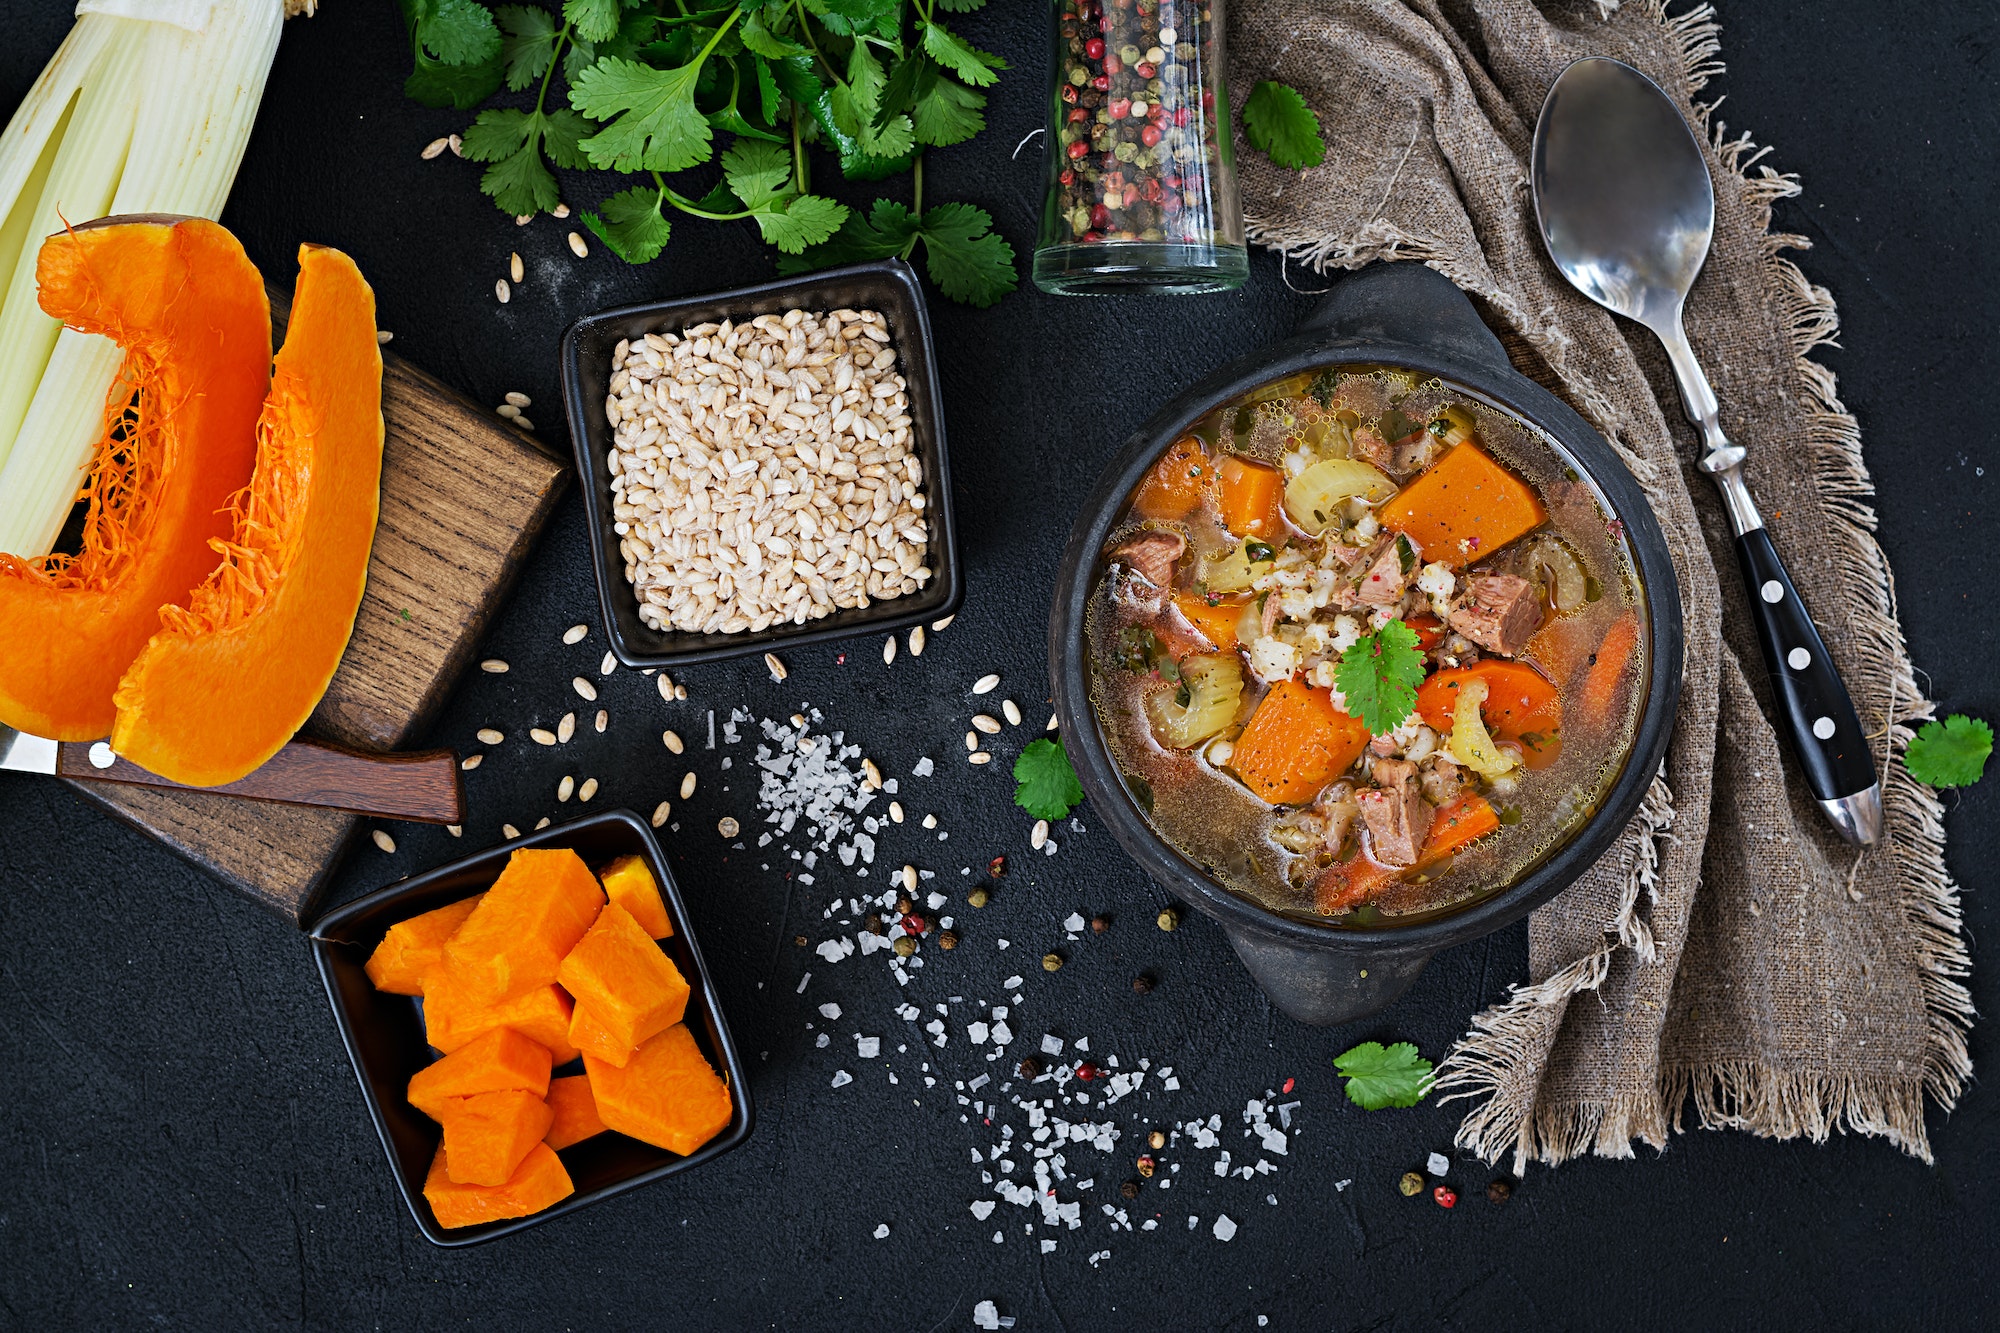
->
<box><xmin>0</xmin><ymin>725</ymin><xmax>465</xmax><ymax>825</ymax></box>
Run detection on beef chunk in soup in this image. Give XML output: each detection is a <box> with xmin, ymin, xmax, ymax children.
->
<box><xmin>1111</xmin><ymin>530</ymin><xmax>1186</xmax><ymax>611</ymax></box>
<box><xmin>1449</xmin><ymin>572</ymin><xmax>1542</xmax><ymax>655</ymax></box>
<box><xmin>1358</xmin><ymin>762</ymin><xmax>1434</xmax><ymax>867</ymax></box>
<box><xmin>1354</xmin><ymin>424</ymin><xmax>1439</xmax><ymax>479</ymax></box>
<box><xmin>1354</xmin><ymin>534</ymin><xmax>1417</xmax><ymax>608</ymax></box>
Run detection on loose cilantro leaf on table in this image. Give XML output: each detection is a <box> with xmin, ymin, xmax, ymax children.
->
<box><xmin>1014</xmin><ymin>739</ymin><xmax>1085</xmax><ymax>822</ymax></box>
<box><xmin>399</xmin><ymin>0</ymin><xmax>1016</xmax><ymax>305</ymax></box>
<box><xmin>1242</xmin><ymin>79</ymin><xmax>1326</xmax><ymax>170</ymax></box>
<box><xmin>1333</xmin><ymin>1041</ymin><xmax>1434</xmax><ymax>1110</ymax></box>
<box><xmin>1334</xmin><ymin>619</ymin><xmax>1426</xmax><ymax>735</ymax></box>
<box><xmin>1905</xmin><ymin>714</ymin><xmax>1993</xmax><ymax>788</ymax></box>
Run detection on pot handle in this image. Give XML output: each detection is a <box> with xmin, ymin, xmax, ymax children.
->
<box><xmin>1220</xmin><ymin>924</ymin><xmax>1434</xmax><ymax>1027</ymax></box>
<box><xmin>1294</xmin><ymin>262</ymin><xmax>1515</xmax><ymax>379</ymax></box>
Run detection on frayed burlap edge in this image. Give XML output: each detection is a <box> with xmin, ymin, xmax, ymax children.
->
<box><xmin>1242</xmin><ymin>0</ymin><xmax>1971</xmax><ymax>1168</ymax></box>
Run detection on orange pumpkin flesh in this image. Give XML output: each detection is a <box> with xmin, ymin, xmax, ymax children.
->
<box><xmin>0</xmin><ymin>217</ymin><xmax>267</xmax><ymax>739</ymax></box>
<box><xmin>111</xmin><ymin>243</ymin><xmax>384</xmax><ymax>786</ymax></box>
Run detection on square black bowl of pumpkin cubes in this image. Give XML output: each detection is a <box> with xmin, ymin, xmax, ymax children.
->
<box><xmin>309</xmin><ymin>809</ymin><xmax>753</xmax><ymax>1246</ymax></box>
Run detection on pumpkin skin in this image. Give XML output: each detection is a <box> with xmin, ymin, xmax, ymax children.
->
<box><xmin>111</xmin><ymin>243</ymin><xmax>384</xmax><ymax>786</ymax></box>
<box><xmin>0</xmin><ymin>217</ymin><xmax>268</xmax><ymax>739</ymax></box>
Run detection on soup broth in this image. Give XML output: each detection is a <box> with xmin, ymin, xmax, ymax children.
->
<box><xmin>1086</xmin><ymin>366</ymin><xmax>1646</xmax><ymax>926</ymax></box>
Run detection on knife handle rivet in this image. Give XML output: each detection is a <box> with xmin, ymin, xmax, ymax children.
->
<box><xmin>1760</xmin><ymin>580</ymin><xmax>1784</xmax><ymax>604</ymax></box>
<box><xmin>88</xmin><ymin>742</ymin><xmax>115</xmax><ymax>769</ymax></box>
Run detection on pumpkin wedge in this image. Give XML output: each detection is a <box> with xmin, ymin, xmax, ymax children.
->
<box><xmin>0</xmin><ymin>217</ymin><xmax>267</xmax><ymax>739</ymax></box>
<box><xmin>111</xmin><ymin>243</ymin><xmax>384</xmax><ymax>786</ymax></box>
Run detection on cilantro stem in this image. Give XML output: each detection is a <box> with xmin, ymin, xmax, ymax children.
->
<box><xmin>792</xmin><ymin>0</ymin><xmax>840</xmax><ymax>86</ymax></box>
<box><xmin>653</xmin><ymin>171</ymin><xmax>753</xmax><ymax>222</ymax></box>
<box><xmin>791</xmin><ymin>106</ymin><xmax>807</xmax><ymax>194</ymax></box>
<box><xmin>694</xmin><ymin>6</ymin><xmax>743</xmax><ymax>64</ymax></box>
<box><xmin>911</xmin><ymin>152</ymin><xmax>923</xmax><ymax>215</ymax></box>
<box><xmin>537</xmin><ymin>21</ymin><xmax>570</xmax><ymax>116</ymax></box>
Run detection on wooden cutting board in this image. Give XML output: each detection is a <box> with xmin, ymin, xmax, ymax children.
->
<box><xmin>63</xmin><ymin>300</ymin><xmax>568</xmax><ymax>926</ymax></box>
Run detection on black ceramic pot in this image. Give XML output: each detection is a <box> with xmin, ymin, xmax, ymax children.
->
<box><xmin>1049</xmin><ymin>263</ymin><xmax>1684</xmax><ymax>1027</ymax></box>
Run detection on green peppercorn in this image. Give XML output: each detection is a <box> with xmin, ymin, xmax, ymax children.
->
<box><xmin>1042</xmin><ymin>952</ymin><xmax>1064</xmax><ymax>972</ymax></box>
<box><xmin>1157</xmin><ymin>907</ymin><xmax>1180</xmax><ymax>931</ymax></box>
<box><xmin>968</xmin><ymin>887</ymin><xmax>990</xmax><ymax>908</ymax></box>
<box><xmin>1399</xmin><ymin>1172</ymin><xmax>1425</xmax><ymax>1197</ymax></box>
<box><xmin>893</xmin><ymin>936</ymin><xmax>916</xmax><ymax>958</ymax></box>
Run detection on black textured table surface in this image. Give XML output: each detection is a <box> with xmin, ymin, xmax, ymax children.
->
<box><xmin>3</xmin><ymin>3</ymin><xmax>1995</xmax><ymax>1328</ymax></box>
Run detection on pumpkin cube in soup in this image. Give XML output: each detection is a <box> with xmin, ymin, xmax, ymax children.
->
<box><xmin>556</xmin><ymin>903</ymin><xmax>690</xmax><ymax>1054</ymax></box>
<box><xmin>424</xmin><ymin>1141</ymin><xmax>573</xmax><ymax>1229</ymax></box>
<box><xmin>439</xmin><ymin>848</ymin><xmax>604</xmax><ymax>1002</ymax></box>
<box><xmin>440</xmin><ymin>1089</ymin><xmax>555</xmax><ymax>1187</ymax></box>
<box><xmin>408</xmin><ymin>1027</ymin><xmax>552</xmax><ymax>1121</ymax></box>
<box><xmin>363</xmin><ymin>894</ymin><xmax>482</xmax><ymax>995</ymax></box>
<box><xmin>422</xmin><ymin>974</ymin><xmax>578</xmax><ymax>1064</ymax></box>
<box><xmin>544</xmin><ymin>1074</ymin><xmax>607</xmax><ymax>1150</ymax></box>
<box><xmin>568</xmin><ymin>1002</ymin><xmax>636</xmax><ymax>1068</ymax></box>
<box><xmin>599</xmin><ymin>855</ymin><xmax>673</xmax><ymax>939</ymax></box>
<box><xmin>585</xmin><ymin>1024</ymin><xmax>732</xmax><ymax>1156</ymax></box>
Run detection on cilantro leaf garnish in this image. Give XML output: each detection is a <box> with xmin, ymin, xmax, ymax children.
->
<box><xmin>1905</xmin><ymin>714</ymin><xmax>1993</xmax><ymax>788</ymax></box>
<box><xmin>912</xmin><ymin>74</ymin><xmax>985</xmax><ymax>147</ymax></box>
<box><xmin>916</xmin><ymin>202</ymin><xmax>1016</xmax><ymax>307</ymax></box>
<box><xmin>921</xmin><ymin>21</ymin><xmax>1005</xmax><ymax>88</ymax></box>
<box><xmin>561</xmin><ymin>0</ymin><xmax>623</xmax><ymax>44</ymax></box>
<box><xmin>461</xmin><ymin>106</ymin><xmax>590</xmax><ymax>216</ymax></box>
<box><xmin>583</xmin><ymin>184</ymin><xmax>675</xmax><ymax>264</ymax></box>
<box><xmin>419</xmin><ymin>0</ymin><xmax>503</xmax><ymax>66</ymax></box>
<box><xmin>494</xmin><ymin>4</ymin><xmax>560</xmax><ymax>91</ymax></box>
<box><xmin>1242</xmin><ymin>79</ymin><xmax>1327</xmax><ymax>170</ymax></box>
<box><xmin>570</xmin><ymin>56</ymin><xmax>713</xmax><ymax>172</ymax></box>
<box><xmin>1333</xmin><ymin>1041</ymin><xmax>1434</xmax><ymax>1110</ymax></box>
<box><xmin>1333</xmin><ymin>618</ymin><xmax>1426</xmax><ymax>735</ymax></box>
<box><xmin>1014</xmin><ymin>739</ymin><xmax>1085</xmax><ymax>821</ymax></box>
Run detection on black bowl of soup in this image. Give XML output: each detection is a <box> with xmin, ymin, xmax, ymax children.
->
<box><xmin>1049</xmin><ymin>262</ymin><xmax>1683</xmax><ymax>1026</ymax></box>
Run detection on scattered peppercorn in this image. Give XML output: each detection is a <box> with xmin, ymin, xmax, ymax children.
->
<box><xmin>1075</xmin><ymin>1060</ymin><xmax>1100</xmax><ymax>1081</ymax></box>
<box><xmin>1136</xmin><ymin>1154</ymin><xmax>1156</xmax><ymax>1178</ymax></box>
<box><xmin>1119</xmin><ymin>1180</ymin><xmax>1140</xmax><ymax>1199</ymax></box>
<box><xmin>1132</xmin><ymin>973</ymin><xmax>1156</xmax><ymax>994</ymax></box>
<box><xmin>1018</xmin><ymin>1056</ymin><xmax>1042</xmax><ymax>1079</ymax></box>
<box><xmin>864</xmin><ymin>913</ymin><xmax>885</xmax><ymax>935</ymax></box>
<box><xmin>968</xmin><ymin>886</ymin><xmax>990</xmax><ymax>908</ymax></box>
<box><xmin>1148</xmin><ymin>1130</ymin><xmax>1166</xmax><ymax>1150</ymax></box>
<box><xmin>938</xmin><ymin>929</ymin><xmax>959</xmax><ymax>950</ymax></box>
<box><xmin>989</xmin><ymin>855</ymin><xmax>1007</xmax><ymax>877</ymax></box>
<box><xmin>1090</xmin><ymin>914</ymin><xmax>1110</xmax><ymax>933</ymax></box>
<box><xmin>893</xmin><ymin>936</ymin><xmax>916</xmax><ymax>958</ymax></box>
<box><xmin>1433</xmin><ymin>1185</ymin><xmax>1458</xmax><ymax>1209</ymax></box>
<box><xmin>794</xmin><ymin>934</ymin><xmax>808</xmax><ymax>947</ymax></box>
<box><xmin>1042</xmin><ymin>952</ymin><xmax>1064</xmax><ymax>972</ymax></box>
<box><xmin>903</xmin><ymin>913</ymin><xmax>928</xmax><ymax>935</ymax></box>
<box><xmin>1156</xmin><ymin>907</ymin><xmax>1180</xmax><ymax>931</ymax></box>
<box><xmin>1398</xmin><ymin>1172</ymin><xmax>1425</xmax><ymax>1197</ymax></box>
<box><xmin>1486</xmin><ymin>1178</ymin><xmax>1514</xmax><ymax>1204</ymax></box>
<box><xmin>895</xmin><ymin>895</ymin><xmax>914</xmax><ymax>915</ymax></box>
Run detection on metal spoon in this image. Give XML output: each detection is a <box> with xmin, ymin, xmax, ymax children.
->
<box><xmin>1531</xmin><ymin>56</ymin><xmax>1881</xmax><ymax>844</ymax></box>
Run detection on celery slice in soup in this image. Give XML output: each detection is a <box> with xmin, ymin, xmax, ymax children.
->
<box><xmin>1284</xmin><ymin>458</ymin><xmax>1396</xmax><ymax>534</ymax></box>
<box><xmin>1146</xmin><ymin>653</ymin><xmax>1245</xmax><ymax>748</ymax></box>
<box><xmin>1446</xmin><ymin>679</ymin><xmax>1518</xmax><ymax>779</ymax></box>
<box><xmin>1201</xmin><ymin>540</ymin><xmax>1275</xmax><ymax>595</ymax></box>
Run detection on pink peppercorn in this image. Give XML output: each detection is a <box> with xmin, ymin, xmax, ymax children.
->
<box><xmin>1433</xmin><ymin>1186</ymin><xmax>1458</xmax><ymax>1209</ymax></box>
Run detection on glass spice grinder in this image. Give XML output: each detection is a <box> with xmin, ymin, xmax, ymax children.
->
<box><xmin>1032</xmin><ymin>0</ymin><xmax>1249</xmax><ymax>296</ymax></box>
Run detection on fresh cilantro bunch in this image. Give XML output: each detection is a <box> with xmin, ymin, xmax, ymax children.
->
<box><xmin>1904</xmin><ymin>713</ymin><xmax>1992</xmax><ymax>788</ymax></box>
<box><xmin>396</xmin><ymin>0</ymin><xmax>1017</xmax><ymax>305</ymax></box>
<box><xmin>1333</xmin><ymin>1040</ymin><xmax>1434</xmax><ymax>1110</ymax></box>
<box><xmin>1014</xmin><ymin>738</ymin><xmax>1084</xmax><ymax>821</ymax></box>
<box><xmin>1242</xmin><ymin>79</ymin><xmax>1325</xmax><ymax>171</ymax></box>
<box><xmin>1334</xmin><ymin>618</ymin><xmax>1426</xmax><ymax>735</ymax></box>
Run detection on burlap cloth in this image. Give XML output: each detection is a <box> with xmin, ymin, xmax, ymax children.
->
<box><xmin>1228</xmin><ymin>0</ymin><xmax>1970</xmax><ymax>1170</ymax></box>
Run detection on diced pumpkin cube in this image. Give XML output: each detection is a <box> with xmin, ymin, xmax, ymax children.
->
<box><xmin>584</xmin><ymin>1024</ymin><xmax>732</xmax><ymax>1156</ymax></box>
<box><xmin>568</xmin><ymin>1001</ymin><xmax>636</xmax><ymax>1068</ymax></box>
<box><xmin>1229</xmin><ymin>680</ymin><xmax>1372</xmax><ymax>805</ymax></box>
<box><xmin>544</xmin><ymin>1074</ymin><xmax>607</xmax><ymax>1150</ymax></box>
<box><xmin>1376</xmin><ymin>442</ymin><xmax>1546</xmax><ymax>568</ymax></box>
<box><xmin>556</xmin><ymin>903</ymin><xmax>690</xmax><ymax>1054</ymax></box>
<box><xmin>363</xmin><ymin>894</ymin><xmax>483</xmax><ymax>995</ymax></box>
<box><xmin>440</xmin><ymin>1088</ymin><xmax>555</xmax><ymax>1187</ymax></box>
<box><xmin>424</xmin><ymin>1141</ymin><xmax>573</xmax><ymax>1229</ymax></box>
<box><xmin>439</xmin><ymin>848</ymin><xmax>604</xmax><ymax>1003</ymax></box>
<box><xmin>422</xmin><ymin>975</ymin><xmax>579</xmax><ymax>1064</ymax></box>
<box><xmin>408</xmin><ymin>1027</ymin><xmax>552</xmax><ymax>1121</ymax></box>
<box><xmin>599</xmin><ymin>855</ymin><xmax>673</xmax><ymax>939</ymax></box>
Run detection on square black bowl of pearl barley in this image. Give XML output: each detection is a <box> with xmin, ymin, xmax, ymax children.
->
<box><xmin>558</xmin><ymin>258</ymin><xmax>962</xmax><ymax>670</ymax></box>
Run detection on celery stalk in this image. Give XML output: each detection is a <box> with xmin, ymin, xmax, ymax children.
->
<box><xmin>0</xmin><ymin>0</ymin><xmax>284</xmax><ymax>559</ymax></box>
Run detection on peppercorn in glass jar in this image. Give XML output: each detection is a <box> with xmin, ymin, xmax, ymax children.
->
<box><xmin>1032</xmin><ymin>0</ymin><xmax>1249</xmax><ymax>295</ymax></box>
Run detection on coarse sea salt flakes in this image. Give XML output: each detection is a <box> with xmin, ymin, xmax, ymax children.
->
<box><xmin>819</xmin><ymin>1002</ymin><xmax>842</xmax><ymax>1020</ymax></box>
<box><xmin>857</xmin><ymin>1037</ymin><xmax>880</xmax><ymax>1058</ymax></box>
<box><xmin>1213</xmin><ymin>1214</ymin><xmax>1238</xmax><ymax>1241</ymax></box>
<box><xmin>970</xmin><ymin>1199</ymin><xmax>996</xmax><ymax>1220</ymax></box>
<box><xmin>1427</xmin><ymin>1151</ymin><xmax>1451</xmax><ymax>1177</ymax></box>
<box><xmin>831</xmin><ymin>1070</ymin><xmax>853</xmax><ymax>1088</ymax></box>
<box><xmin>1041</xmin><ymin>1034</ymin><xmax>1064</xmax><ymax>1056</ymax></box>
<box><xmin>873</xmin><ymin>1223</ymin><xmax>890</xmax><ymax>1239</ymax></box>
<box><xmin>973</xmin><ymin>1301</ymin><xmax>1002</xmax><ymax>1330</ymax></box>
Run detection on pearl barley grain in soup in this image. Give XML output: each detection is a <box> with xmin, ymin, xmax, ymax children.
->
<box><xmin>1086</xmin><ymin>367</ymin><xmax>1647</xmax><ymax>927</ymax></box>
